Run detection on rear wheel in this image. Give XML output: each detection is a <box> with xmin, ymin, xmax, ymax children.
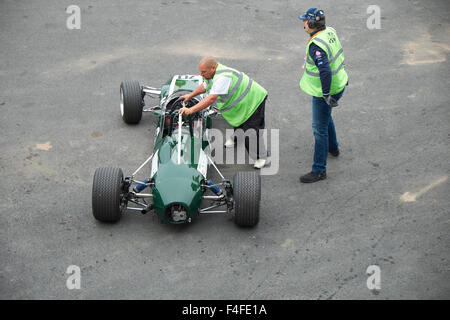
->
<box><xmin>92</xmin><ymin>167</ymin><xmax>125</xmax><ymax>222</ymax></box>
<box><xmin>120</xmin><ymin>80</ymin><xmax>143</xmax><ymax>124</ymax></box>
<box><xmin>233</xmin><ymin>171</ymin><xmax>261</xmax><ymax>227</ymax></box>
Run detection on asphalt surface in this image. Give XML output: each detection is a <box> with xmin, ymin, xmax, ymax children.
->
<box><xmin>1</xmin><ymin>0</ymin><xmax>449</xmax><ymax>300</ymax></box>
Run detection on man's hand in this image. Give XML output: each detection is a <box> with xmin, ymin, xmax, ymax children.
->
<box><xmin>179</xmin><ymin>93</ymin><xmax>218</xmax><ymax>116</ymax></box>
<box><xmin>324</xmin><ymin>95</ymin><xmax>339</xmax><ymax>108</ymax></box>
<box><xmin>179</xmin><ymin>107</ymin><xmax>191</xmax><ymax>116</ymax></box>
<box><xmin>178</xmin><ymin>95</ymin><xmax>191</xmax><ymax>103</ymax></box>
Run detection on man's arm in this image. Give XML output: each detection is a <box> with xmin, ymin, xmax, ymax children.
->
<box><xmin>180</xmin><ymin>76</ymin><xmax>231</xmax><ymax>115</ymax></box>
<box><xmin>181</xmin><ymin>84</ymin><xmax>206</xmax><ymax>102</ymax></box>
<box><xmin>180</xmin><ymin>94</ymin><xmax>219</xmax><ymax>115</ymax></box>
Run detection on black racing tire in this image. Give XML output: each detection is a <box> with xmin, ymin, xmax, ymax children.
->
<box><xmin>120</xmin><ymin>80</ymin><xmax>143</xmax><ymax>124</ymax></box>
<box><xmin>92</xmin><ymin>167</ymin><xmax>125</xmax><ymax>223</ymax></box>
<box><xmin>233</xmin><ymin>171</ymin><xmax>261</xmax><ymax>227</ymax></box>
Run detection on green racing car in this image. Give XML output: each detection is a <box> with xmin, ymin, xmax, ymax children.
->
<box><xmin>92</xmin><ymin>74</ymin><xmax>261</xmax><ymax>227</ymax></box>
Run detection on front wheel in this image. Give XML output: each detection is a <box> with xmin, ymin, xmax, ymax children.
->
<box><xmin>92</xmin><ymin>167</ymin><xmax>125</xmax><ymax>222</ymax></box>
<box><xmin>120</xmin><ymin>80</ymin><xmax>143</xmax><ymax>124</ymax></box>
<box><xmin>233</xmin><ymin>171</ymin><xmax>261</xmax><ymax>227</ymax></box>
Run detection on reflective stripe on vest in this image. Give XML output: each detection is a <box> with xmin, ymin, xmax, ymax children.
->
<box><xmin>306</xmin><ymin>47</ymin><xmax>343</xmax><ymax>65</ymax></box>
<box><xmin>204</xmin><ymin>63</ymin><xmax>267</xmax><ymax>127</ymax></box>
<box><xmin>214</xmin><ymin>69</ymin><xmax>243</xmax><ymax>104</ymax></box>
<box><xmin>220</xmin><ymin>79</ymin><xmax>253</xmax><ymax>112</ymax></box>
<box><xmin>305</xmin><ymin>60</ymin><xmax>345</xmax><ymax>77</ymax></box>
<box><xmin>207</xmin><ymin>67</ymin><xmax>253</xmax><ymax>113</ymax></box>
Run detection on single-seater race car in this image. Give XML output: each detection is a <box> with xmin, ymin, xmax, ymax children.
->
<box><xmin>92</xmin><ymin>75</ymin><xmax>260</xmax><ymax>227</ymax></box>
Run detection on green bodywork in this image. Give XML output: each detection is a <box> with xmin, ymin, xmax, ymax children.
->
<box><xmin>149</xmin><ymin>76</ymin><xmax>212</xmax><ymax>224</ymax></box>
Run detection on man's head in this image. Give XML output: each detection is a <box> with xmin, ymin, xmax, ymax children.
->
<box><xmin>198</xmin><ymin>56</ymin><xmax>218</xmax><ymax>79</ymax></box>
<box><xmin>299</xmin><ymin>8</ymin><xmax>325</xmax><ymax>34</ymax></box>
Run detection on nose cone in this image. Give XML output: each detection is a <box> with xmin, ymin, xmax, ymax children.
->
<box><xmin>155</xmin><ymin>177</ymin><xmax>201</xmax><ymax>206</ymax></box>
<box><xmin>152</xmin><ymin>165</ymin><xmax>204</xmax><ymax>223</ymax></box>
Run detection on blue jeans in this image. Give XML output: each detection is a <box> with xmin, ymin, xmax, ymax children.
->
<box><xmin>311</xmin><ymin>88</ymin><xmax>345</xmax><ymax>174</ymax></box>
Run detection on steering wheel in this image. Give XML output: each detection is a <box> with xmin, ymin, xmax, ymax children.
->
<box><xmin>168</xmin><ymin>98</ymin><xmax>197</xmax><ymax>118</ymax></box>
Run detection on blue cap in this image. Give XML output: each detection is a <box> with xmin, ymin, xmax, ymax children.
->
<box><xmin>299</xmin><ymin>7</ymin><xmax>318</xmax><ymax>20</ymax></box>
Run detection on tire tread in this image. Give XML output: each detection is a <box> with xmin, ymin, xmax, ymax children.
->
<box><xmin>92</xmin><ymin>167</ymin><xmax>124</xmax><ymax>222</ymax></box>
<box><xmin>233</xmin><ymin>171</ymin><xmax>261</xmax><ymax>227</ymax></box>
<box><xmin>121</xmin><ymin>80</ymin><xmax>143</xmax><ymax>124</ymax></box>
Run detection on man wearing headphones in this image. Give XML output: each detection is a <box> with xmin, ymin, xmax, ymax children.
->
<box><xmin>298</xmin><ymin>8</ymin><xmax>348</xmax><ymax>183</ymax></box>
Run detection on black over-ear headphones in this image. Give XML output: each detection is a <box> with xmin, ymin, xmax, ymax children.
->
<box><xmin>308</xmin><ymin>9</ymin><xmax>325</xmax><ymax>29</ymax></box>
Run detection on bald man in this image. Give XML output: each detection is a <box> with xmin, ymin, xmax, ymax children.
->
<box><xmin>179</xmin><ymin>56</ymin><xmax>269</xmax><ymax>169</ymax></box>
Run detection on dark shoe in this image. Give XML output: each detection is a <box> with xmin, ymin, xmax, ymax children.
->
<box><xmin>329</xmin><ymin>148</ymin><xmax>340</xmax><ymax>157</ymax></box>
<box><xmin>299</xmin><ymin>171</ymin><xmax>327</xmax><ymax>183</ymax></box>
